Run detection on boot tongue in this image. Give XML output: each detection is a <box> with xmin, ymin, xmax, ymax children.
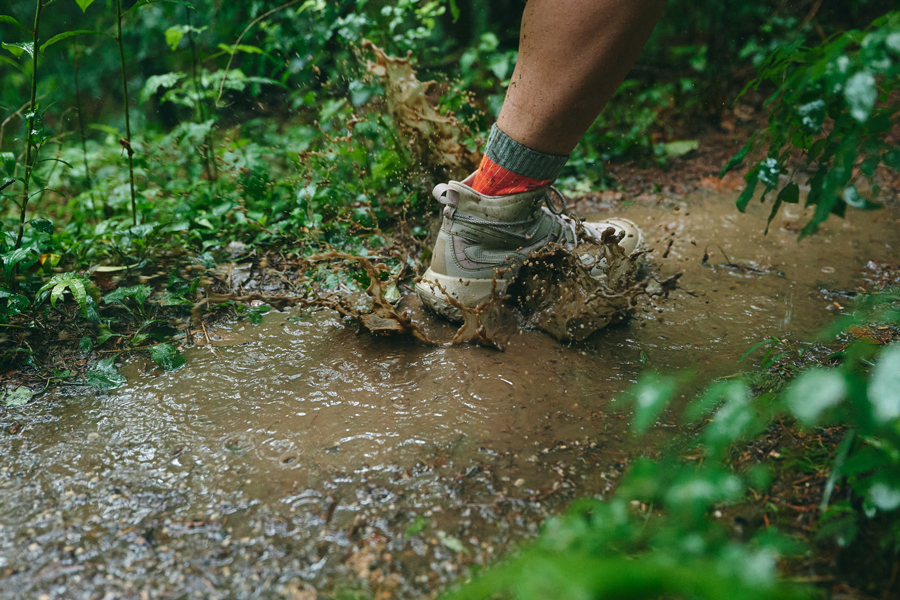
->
<box><xmin>448</xmin><ymin>181</ymin><xmax>546</xmax><ymax>223</ymax></box>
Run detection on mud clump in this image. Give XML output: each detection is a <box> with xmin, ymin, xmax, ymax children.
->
<box><xmin>509</xmin><ymin>241</ymin><xmax>644</xmax><ymax>343</ymax></box>
<box><xmin>363</xmin><ymin>40</ymin><xmax>479</xmax><ymax>180</ymax></box>
<box><xmin>311</xmin><ymin>252</ymin><xmax>435</xmax><ymax>345</ymax></box>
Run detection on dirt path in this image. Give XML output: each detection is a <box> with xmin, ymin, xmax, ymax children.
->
<box><xmin>1</xmin><ymin>191</ymin><xmax>898</xmax><ymax>599</ymax></box>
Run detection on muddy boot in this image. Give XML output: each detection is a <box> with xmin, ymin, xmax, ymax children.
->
<box><xmin>416</xmin><ymin>174</ymin><xmax>643</xmax><ymax>321</ymax></box>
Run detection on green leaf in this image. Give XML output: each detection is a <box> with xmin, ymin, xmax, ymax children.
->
<box><xmin>86</xmin><ymin>358</ymin><xmax>126</xmax><ymax>390</ymax></box>
<box><xmin>868</xmin><ymin>480</ymin><xmax>900</xmax><ymax>511</ymax></box>
<box><xmin>777</xmin><ymin>182</ymin><xmax>800</xmax><ymax>204</ymax></box>
<box><xmin>868</xmin><ymin>345</ymin><xmax>900</xmax><ymax>424</ymax></box>
<box><xmin>448</xmin><ymin>0</ymin><xmax>460</xmax><ymax>21</ymax></box>
<box><xmin>79</xmin><ymin>335</ymin><xmax>93</xmax><ymax>352</ymax></box>
<box><xmin>0</xmin><ymin>15</ymin><xmax>28</xmax><ymax>32</ymax></box>
<box><xmin>216</xmin><ymin>42</ymin><xmax>267</xmax><ymax>56</ymax></box>
<box><xmin>703</xmin><ymin>385</ymin><xmax>755</xmax><ymax>454</ymax></box>
<box><xmin>764</xmin><ymin>196</ymin><xmax>782</xmax><ymax>235</ymax></box>
<box><xmin>2</xmin><ymin>247</ymin><xmax>37</xmax><ymax>273</ymax></box>
<box><xmin>40</xmin><ymin>30</ymin><xmax>110</xmax><ymax>55</ymax></box>
<box><xmin>29</xmin><ymin>217</ymin><xmax>53</xmax><ymax>233</ymax></box>
<box><xmin>2</xmin><ymin>387</ymin><xmax>33</xmax><ymax>407</ymax></box>
<box><xmin>140</xmin><ymin>72</ymin><xmax>184</xmax><ymax>103</ymax></box>
<box><xmin>844</xmin><ymin>71</ymin><xmax>877</xmax><ymax>122</ymax></box>
<box><xmin>405</xmin><ymin>517</ymin><xmax>427</xmax><ymax>536</ymax></box>
<box><xmin>720</xmin><ymin>135</ymin><xmax>756</xmax><ymax>177</ymax></box>
<box><xmin>103</xmin><ymin>284</ymin><xmax>152</xmax><ymax>308</ymax></box>
<box><xmin>75</xmin><ymin>0</ymin><xmax>96</xmax><ymax>12</ymax></box>
<box><xmin>149</xmin><ymin>343</ymin><xmax>186</xmax><ymax>371</ymax></box>
<box><xmin>787</xmin><ymin>368</ymin><xmax>846</xmax><ymax>425</ymax></box>
<box><xmin>842</xmin><ymin>185</ymin><xmax>880</xmax><ymax>210</ymax></box>
<box><xmin>96</xmin><ymin>324</ymin><xmax>120</xmax><ymax>346</ymax></box>
<box><xmin>757</xmin><ymin>157</ymin><xmax>782</xmax><ymax>189</ymax></box>
<box><xmin>630</xmin><ymin>375</ymin><xmax>678</xmax><ymax>435</ymax></box>
<box><xmin>165</xmin><ymin>26</ymin><xmax>185</xmax><ymax>51</ymax></box>
<box><xmin>49</xmin><ymin>281</ymin><xmax>67</xmax><ymax>309</ymax></box>
<box><xmin>436</xmin><ymin>531</ymin><xmax>468</xmax><ymax>555</ymax></box>
<box><xmin>736</xmin><ymin>166</ymin><xmax>760</xmax><ymax>213</ymax></box>
<box><xmin>0</xmin><ymin>54</ymin><xmax>24</xmax><ymax>74</ymax></box>
<box><xmin>797</xmin><ymin>99</ymin><xmax>826</xmax><ymax>132</ymax></box>
<box><xmin>883</xmin><ymin>149</ymin><xmax>900</xmax><ymax>171</ymax></box>
<box><xmin>661</xmin><ymin>140</ymin><xmax>699</xmax><ymax>158</ymax></box>
<box><xmin>2</xmin><ymin>42</ymin><xmax>34</xmax><ymax>58</ymax></box>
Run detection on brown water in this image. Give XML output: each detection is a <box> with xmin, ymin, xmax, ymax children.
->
<box><xmin>2</xmin><ymin>192</ymin><xmax>898</xmax><ymax>599</ymax></box>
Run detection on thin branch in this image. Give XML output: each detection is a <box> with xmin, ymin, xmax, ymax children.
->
<box><xmin>215</xmin><ymin>0</ymin><xmax>306</xmax><ymax>107</ymax></box>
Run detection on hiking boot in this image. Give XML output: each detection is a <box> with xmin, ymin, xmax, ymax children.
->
<box><xmin>415</xmin><ymin>174</ymin><xmax>643</xmax><ymax>321</ymax></box>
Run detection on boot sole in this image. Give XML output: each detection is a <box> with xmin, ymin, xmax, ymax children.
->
<box><xmin>415</xmin><ymin>269</ymin><xmax>506</xmax><ymax>323</ymax></box>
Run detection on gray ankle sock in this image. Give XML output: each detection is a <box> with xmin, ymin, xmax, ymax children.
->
<box><xmin>484</xmin><ymin>123</ymin><xmax>569</xmax><ymax>182</ymax></box>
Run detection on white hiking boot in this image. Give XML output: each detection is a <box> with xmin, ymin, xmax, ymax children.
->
<box><xmin>415</xmin><ymin>174</ymin><xmax>643</xmax><ymax>321</ymax></box>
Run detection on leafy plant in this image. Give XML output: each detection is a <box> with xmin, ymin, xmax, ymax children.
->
<box><xmin>35</xmin><ymin>271</ymin><xmax>101</xmax><ymax>322</ymax></box>
<box><xmin>723</xmin><ymin>11</ymin><xmax>900</xmax><ymax>237</ymax></box>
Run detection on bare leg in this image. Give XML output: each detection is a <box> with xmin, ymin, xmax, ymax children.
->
<box><xmin>496</xmin><ymin>0</ymin><xmax>667</xmax><ymax>155</ymax></box>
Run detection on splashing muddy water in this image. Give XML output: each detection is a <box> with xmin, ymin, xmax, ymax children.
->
<box><xmin>1</xmin><ymin>192</ymin><xmax>898</xmax><ymax>599</ymax></box>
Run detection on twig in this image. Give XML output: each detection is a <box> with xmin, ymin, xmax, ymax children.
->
<box><xmin>215</xmin><ymin>0</ymin><xmax>307</xmax><ymax>107</ymax></box>
<box><xmin>200</xmin><ymin>320</ymin><xmax>222</xmax><ymax>357</ymax></box>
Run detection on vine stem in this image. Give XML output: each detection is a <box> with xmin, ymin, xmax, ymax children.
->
<box><xmin>214</xmin><ymin>0</ymin><xmax>306</xmax><ymax>107</ymax></box>
<box><xmin>116</xmin><ymin>0</ymin><xmax>137</xmax><ymax>227</ymax></box>
<box><xmin>73</xmin><ymin>40</ymin><xmax>98</xmax><ymax>214</ymax></box>
<box><xmin>15</xmin><ymin>0</ymin><xmax>43</xmax><ymax>253</ymax></box>
<box><xmin>187</xmin><ymin>7</ymin><xmax>217</xmax><ymax>182</ymax></box>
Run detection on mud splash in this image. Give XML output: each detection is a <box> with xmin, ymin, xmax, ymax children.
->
<box><xmin>363</xmin><ymin>41</ymin><xmax>479</xmax><ymax>180</ymax></box>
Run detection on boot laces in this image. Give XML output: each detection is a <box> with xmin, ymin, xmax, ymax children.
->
<box><xmin>433</xmin><ymin>184</ymin><xmax>575</xmax><ymax>242</ymax></box>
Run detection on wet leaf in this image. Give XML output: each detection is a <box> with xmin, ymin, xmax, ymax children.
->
<box><xmin>86</xmin><ymin>358</ymin><xmax>126</xmax><ymax>390</ymax></box>
<box><xmin>757</xmin><ymin>157</ymin><xmax>782</xmax><ymax>189</ymax></box>
<box><xmin>868</xmin><ymin>345</ymin><xmax>900</xmax><ymax>424</ymax></box>
<box><xmin>2</xmin><ymin>387</ymin><xmax>33</xmax><ymax>407</ymax></box>
<box><xmin>777</xmin><ymin>182</ymin><xmax>800</xmax><ymax>205</ymax></box>
<box><xmin>165</xmin><ymin>26</ymin><xmax>185</xmax><ymax>51</ymax></box>
<box><xmin>883</xmin><ymin>149</ymin><xmax>900</xmax><ymax>171</ymax></box>
<box><xmin>79</xmin><ymin>336</ymin><xmax>93</xmax><ymax>352</ymax></box>
<box><xmin>869</xmin><ymin>481</ymin><xmax>900</xmax><ymax>511</ymax></box>
<box><xmin>2</xmin><ymin>247</ymin><xmax>37</xmax><ymax>272</ymax></box>
<box><xmin>29</xmin><ymin>217</ymin><xmax>53</xmax><ymax>233</ymax></box>
<box><xmin>662</xmin><ymin>140</ymin><xmax>699</xmax><ymax>158</ymax></box>
<box><xmin>104</xmin><ymin>284</ymin><xmax>152</xmax><ymax>309</ymax></box>
<box><xmin>96</xmin><ymin>325</ymin><xmax>120</xmax><ymax>346</ymax></box>
<box><xmin>844</xmin><ymin>71</ymin><xmax>877</xmax><ymax>122</ymax></box>
<box><xmin>797</xmin><ymin>99</ymin><xmax>827</xmax><ymax>132</ymax></box>
<box><xmin>405</xmin><ymin>517</ymin><xmax>427</xmax><ymax>536</ymax></box>
<box><xmin>720</xmin><ymin>135</ymin><xmax>756</xmax><ymax>177</ymax></box>
<box><xmin>149</xmin><ymin>343</ymin><xmax>186</xmax><ymax>371</ymax></box>
<box><xmin>437</xmin><ymin>530</ymin><xmax>468</xmax><ymax>555</ymax></box>
<box><xmin>787</xmin><ymin>368</ymin><xmax>846</xmax><ymax>425</ymax></box>
<box><xmin>2</xmin><ymin>42</ymin><xmax>34</xmax><ymax>59</ymax></box>
<box><xmin>0</xmin><ymin>291</ymin><xmax>29</xmax><ymax>316</ymax></box>
<box><xmin>0</xmin><ymin>15</ymin><xmax>28</xmax><ymax>32</ymax></box>
<box><xmin>736</xmin><ymin>167</ymin><xmax>759</xmax><ymax>213</ymax></box>
<box><xmin>40</xmin><ymin>30</ymin><xmax>110</xmax><ymax>55</ymax></box>
<box><xmin>75</xmin><ymin>0</ymin><xmax>96</xmax><ymax>12</ymax></box>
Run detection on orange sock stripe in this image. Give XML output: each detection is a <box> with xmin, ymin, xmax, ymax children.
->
<box><xmin>472</xmin><ymin>156</ymin><xmax>550</xmax><ymax>197</ymax></box>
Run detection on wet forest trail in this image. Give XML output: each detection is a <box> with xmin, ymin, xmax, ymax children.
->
<box><xmin>2</xmin><ymin>190</ymin><xmax>899</xmax><ymax>599</ymax></box>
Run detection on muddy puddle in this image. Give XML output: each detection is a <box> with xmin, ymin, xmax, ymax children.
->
<box><xmin>2</xmin><ymin>192</ymin><xmax>898</xmax><ymax>599</ymax></box>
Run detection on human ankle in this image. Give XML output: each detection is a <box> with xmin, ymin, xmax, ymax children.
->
<box><xmin>470</xmin><ymin>124</ymin><xmax>568</xmax><ymax>197</ymax></box>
